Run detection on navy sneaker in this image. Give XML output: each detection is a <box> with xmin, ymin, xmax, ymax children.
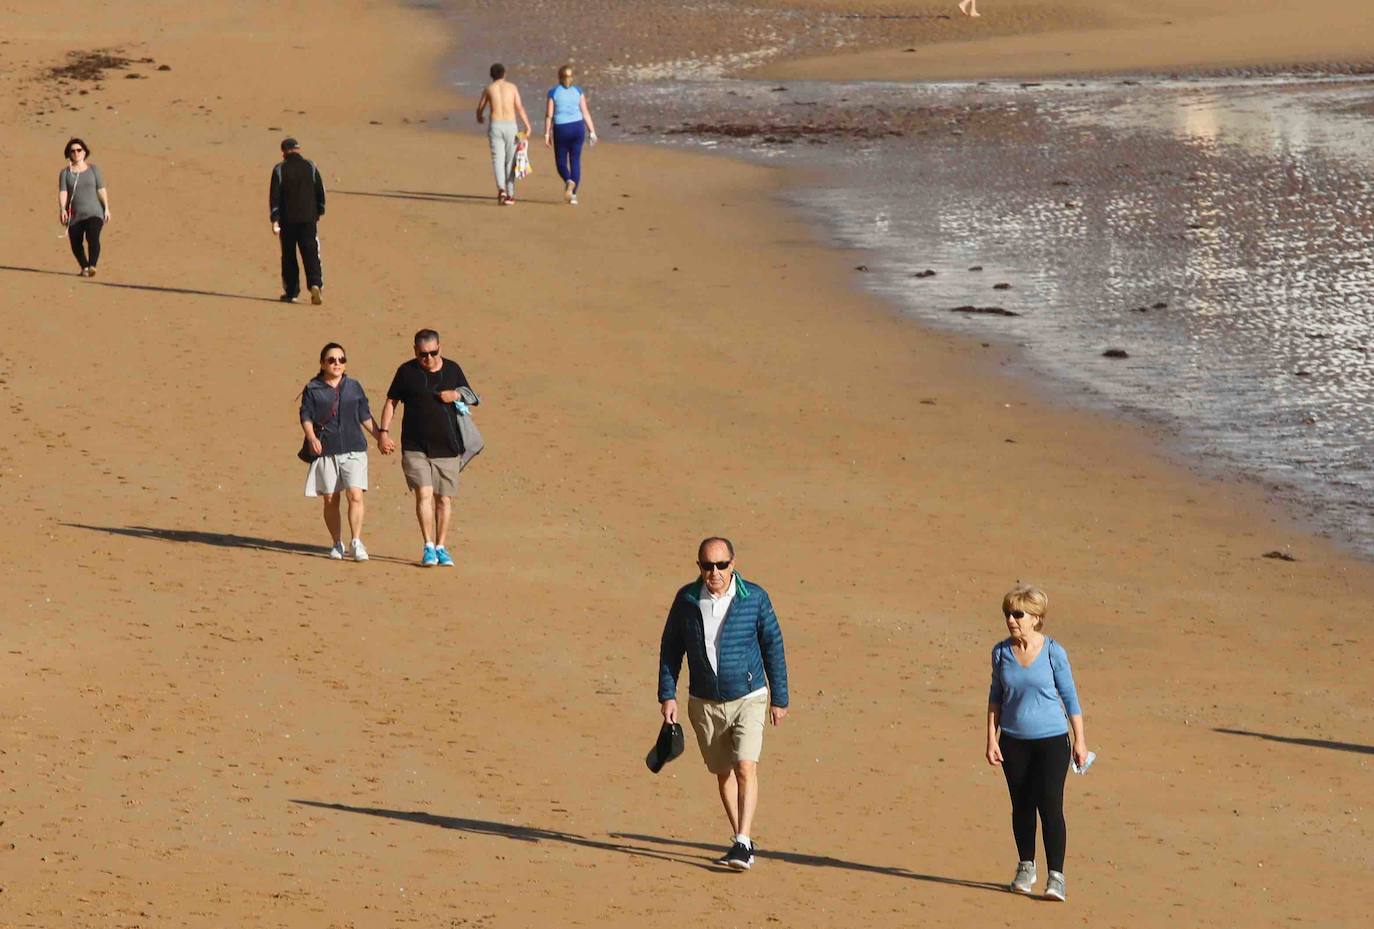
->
<box><xmin>724</xmin><ymin>841</ymin><xmax>754</xmax><ymax>871</ymax></box>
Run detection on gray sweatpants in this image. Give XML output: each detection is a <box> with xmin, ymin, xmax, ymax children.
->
<box><xmin>488</xmin><ymin>121</ymin><xmax>518</xmax><ymax>196</ymax></box>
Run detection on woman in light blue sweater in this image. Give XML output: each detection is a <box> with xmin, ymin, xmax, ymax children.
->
<box><xmin>985</xmin><ymin>585</ymin><xmax>1089</xmax><ymax>902</ymax></box>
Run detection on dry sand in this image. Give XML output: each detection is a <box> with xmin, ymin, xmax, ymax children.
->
<box><xmin>0</xmin><ymin>1</ymin><xmax>1371</xmax><ymax>927</ymax></box>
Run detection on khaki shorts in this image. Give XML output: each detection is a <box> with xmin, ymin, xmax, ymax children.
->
<box><xmin>304</xmin><ymin>450</ymin><xmax>368</xmax><ymax>497</ymax></box>
<box><xmin>687</xmin><ymin>692</ymin><xmax>768</xmax><ymax>773</ymax></box>
<box><xmin>401</xmin><ymin>450</ymin><xmax>461</xmax><ymax>496</ymax></box>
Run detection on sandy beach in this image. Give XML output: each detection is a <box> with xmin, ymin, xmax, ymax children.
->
<box><xmin>1</xmin><ymin>1</ymin><xmax>1371</xmax><ymax>927</ymax></box>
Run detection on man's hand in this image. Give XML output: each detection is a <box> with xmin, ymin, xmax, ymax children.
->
<box><xmin>378</xmin><ymin>435</ymin><xmax>396</xmax><ymax>455</ymax></box>
<box><xmin>660</xmin><ymin>699</ymin><xmax>678</xmax><ymax>725</ymax></box>
<box><xmin>770</xmin><ymin>705</ymin><xmax>788</xmax><ymax>726</ymax></box>
<box><xmin>308</xmin><ymin>436</ymin><xmax>323</xmax><ymax>457</ymax></box>
<box><xmin>272</xmin><ymin>221</ymin><xmax>281</xmax><ymax>235</ymax></box>
<box><xmin>437</xmin><ymin>389</ymin><xmax>459</xmax><ymax>404</ymax></box>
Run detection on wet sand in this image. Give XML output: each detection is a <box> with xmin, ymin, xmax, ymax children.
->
<box><xmin>1</xmin><ymin>1</ymin><xmax>1372</xmax><ymax>927</ymax></box>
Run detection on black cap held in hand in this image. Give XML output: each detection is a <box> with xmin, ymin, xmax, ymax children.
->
<box><xmin>645</xmin><ymin>722</ymin><xmax>685</xmax><ymax>774</ymax></box>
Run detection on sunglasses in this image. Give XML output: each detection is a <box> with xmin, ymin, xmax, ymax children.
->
<box><xmin>417</xmin><ymin>349</ymin><xmax>440</xmax><ymax>359</ymax></box>
<box><xmin>698</xmin><ymin>560</ymin><xmax>732</xmax><ymax>572</ymax></box>
<box><xmin>1004</xmin><ymin>610</ymin><xmax>1028</xmax><ymax>620</ymax></box>
<box><xmin>325</xmin><ymin>356</ymin><xmax>346</xmax><ymax>364</ymax></box>
<box><xmin>68</xmin><ymin>147</ymin><xmax>84</xmax><ymax>154</ymax></box>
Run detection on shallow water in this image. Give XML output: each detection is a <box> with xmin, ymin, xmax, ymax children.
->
<box><xmin>443</xmin><ymin>12</ymin><xmax>1374</xmax><ymax>555</ymax></box>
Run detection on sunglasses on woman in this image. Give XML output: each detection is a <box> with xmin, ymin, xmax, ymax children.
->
<box><xmin>325</xmin><ymin>356</ymin><xmax>346</xmax><ymax>364</ymax></box>
<box><xmin>1004</xmin><ymin>610</ymin><xmax>1028</xmax><ymax>619</ymax></box>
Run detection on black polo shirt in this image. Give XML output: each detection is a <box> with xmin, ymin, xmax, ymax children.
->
<box><xmin>386</xmin><ymin>358</ymin><xmax>470</xmax><ymax>458</ymax></box>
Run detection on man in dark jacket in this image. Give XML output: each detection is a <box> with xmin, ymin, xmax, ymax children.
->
<box><xmin>659</xmin><ymin>536</ymin><xmax>789</xmax><ymax>872</ymax></box>
<box><xmin>269</xmin><ymin>137</ymin><xmax>326</xmax><ymax>304</ymax></box>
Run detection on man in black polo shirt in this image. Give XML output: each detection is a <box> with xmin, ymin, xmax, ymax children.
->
<box><xmin>378</xmin><ymin>329</ymin><xmax>473</xmax><ymax>567</ymax></box>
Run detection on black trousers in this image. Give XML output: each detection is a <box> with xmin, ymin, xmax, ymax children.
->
<box><xmin>279</xmin><ymin>221</ymin><xmax>322</xmax><ymax>296</ymax></box>
<box><xmin>999</xmin><ymin>732</ymin><xmax>1070</xmax><ymax>872</ymax></box>
<box><xmin>68</xmin><ymin>217</ymin><xmax>103</xmax><ymax>269</ymax></box>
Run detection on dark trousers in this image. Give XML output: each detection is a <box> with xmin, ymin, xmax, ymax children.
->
<box><xmin>999</xmin><ymin>733</ymin><xmax>1071</xmax><ymax>872</ymax></box>
<box><xmin>279</xmin><ymin>221</ymin><xmax>322</xmax><ymax>296</ymax></box>
<box><xmin>68</xmin><ymin>217</ymin><xmax>103</xmax><ymax>269</ymax></box>
<box><xmin>552</xmin><ymin>120</ymin><xmax>586</xmax><ymax>188</ymax></box>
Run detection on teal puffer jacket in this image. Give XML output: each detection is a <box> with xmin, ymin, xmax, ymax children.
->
<box><xmin>658</xmin><ymin>575</ymin><xmax>789</xmax><ymax>706</ymax></box>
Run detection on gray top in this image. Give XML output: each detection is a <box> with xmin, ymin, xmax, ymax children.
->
<box><xmin>59</xmin><ymin>165</ymin><xmax>105</xmax><ymax>222</ymax></box>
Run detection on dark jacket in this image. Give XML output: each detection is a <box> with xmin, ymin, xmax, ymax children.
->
<box><xmin>270</xmin><ymin>152</ymin><xmax>326</xmax><ymax>224</ymax></box>
<box><xmin>299</xmin><ymin>375</ymin><xmax>371</xmax><ymax>455</ymax></box>
<box><xmin>658</xmin><ymin>575</ymin><xmax>789</xmax><ymax>706</ymax></box>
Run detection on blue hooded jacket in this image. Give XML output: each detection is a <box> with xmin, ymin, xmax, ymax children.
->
<box><xmin>658</xmin><ymin>575</ymin><xmax>789</xmax><ymax>706</ymax></box>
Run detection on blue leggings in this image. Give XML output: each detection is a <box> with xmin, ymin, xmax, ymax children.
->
<box><xmin>553</xmin><ymin>120</ymin><xmax>586</xmax><ymax>189</ymax></box>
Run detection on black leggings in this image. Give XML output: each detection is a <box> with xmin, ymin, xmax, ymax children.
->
<box><xmin>999</xmin><ymin>733</ymin><xmax>1070</xmax><ymax>872</ymax></box>
<box><xmin>68</xmin><ymin>217</ymin><xmax>103</xmax><ymax>269</ymax></box>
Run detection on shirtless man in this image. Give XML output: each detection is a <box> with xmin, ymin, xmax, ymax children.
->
<box><xmin>476</xmin><ymin>63</ymin><xmax>533</xmax><ymax>206</ymax></box>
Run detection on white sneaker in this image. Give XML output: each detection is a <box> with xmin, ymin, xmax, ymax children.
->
<box><xmin>350</xmin><ymin>539</ymin><xmax>369</xmax><ymax>562</ymax></box>
<box><xmin>1044</xmin><ymin>870</ymin><xmax>1066</xmax><ymax>901</ymax></box>
<box><xmin>328</xmin><ymin>542</ymin><xmax>345</xmax><ymax>560</ymax></box>
<box><xmin>1010</xmin><ymin>860</ymin><xmax>1036</xmax><ymax>894</ymax></box>
<box><xmin>569</xmin><ymin>193</ymin><xmax>578</xmax><ymax>205</ymax></box>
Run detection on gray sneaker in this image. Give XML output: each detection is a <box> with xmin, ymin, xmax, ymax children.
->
<box><xmin>1010</xmin><ymin>860</ymin><xmax>1037</xmax><ymax>894</ymax></box>
<box><xmin>1044</xmin><ymin>870</ymin><xmax>1066</xmax><ymax>901</ymax></box>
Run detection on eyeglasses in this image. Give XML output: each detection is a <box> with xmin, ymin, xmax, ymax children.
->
<box><xmin>325</xmin><ymin>356</ymin><xmax>346</xmax><ymax>364</ymax></box>
<box><xmin>698</xmin><ymin>560</ymin><xmax>732</xmax><ymax>572</ymax></box>
<box><xmin>1004</xmin><ymin>610</ymin><xmax>1027</xmax><ymax>620</ymax></box>
<box><xmin>417</xmin><ymin>349</ymin><xmax>440</xmax><ymax>359</ymax></box>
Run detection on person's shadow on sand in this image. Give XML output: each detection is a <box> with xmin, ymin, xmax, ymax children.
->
<box><xmin>64</xmin><ymin>523</ymin><xmax>412</xmax><ymax>565</ymax></box>
<box><xmin>0</xmin><ymin>263</ymin><xmax>282</xmax><ymax>303</ymax></box>
<box><xmin>291</xmin><ymin>799</ymin><xmax>1004</xmax><ymax>889</ymax></box>
<box><xmin>1214</xmin><ymin>727</ymin><xmax>1374</xmax><ymax>755</ymax></box>
<box><xmin>334</xmin><ymin>189</ymin><xmax>564</xmax><ymax>207</ymax></box>
<box><xmin>291</xmin><ymin>800</ymin><xmax>714</xmax><ymax>869</ymax></box>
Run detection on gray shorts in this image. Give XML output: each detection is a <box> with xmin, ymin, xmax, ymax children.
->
<box><xmin>304</xmin><ymin>450</ymin><xmax>368</xmax><ymax>496</ymax></box>
<box><xmin>402</xmin><ymin>450</ymin><xmax>461</xmax><ymax>496</ymax></box>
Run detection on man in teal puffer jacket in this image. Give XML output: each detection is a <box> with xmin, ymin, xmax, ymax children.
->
<box><xmin>658</xmin><ymin>536</ymin><xmax>789</xmax><ymax>872</ymax></box>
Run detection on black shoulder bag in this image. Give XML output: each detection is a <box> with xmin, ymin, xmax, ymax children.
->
<box><xmin>298</xmin><ymin>377</ymin><xmax>342</xmax><ymax>463</ymax></box>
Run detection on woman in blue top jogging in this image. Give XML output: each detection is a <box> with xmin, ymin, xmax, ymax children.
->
<box><xmin>985</xmin><ymin>585</ymin><xmax>1089</xmax><ymax>903</ymax></box>
<box><xmin>543</xmin><ymin>64</ymin><xmax>598</xmax><ymax>205</ymax></box>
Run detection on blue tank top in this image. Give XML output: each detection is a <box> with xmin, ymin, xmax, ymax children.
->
<box><xmin>549</xmin><ymin>84</ymin><xmax>584</xmax><ymax>125</ymax></box>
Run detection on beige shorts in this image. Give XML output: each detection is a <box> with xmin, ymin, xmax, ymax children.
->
<box><xmin>401</xmin><ymin>450</ymin><xmax>461</xmax><ymax>496</ymax></box>
<box><xmin>304</xmin><ymin>451</ymin><xmax>368</xmax><ymax>497</ymax></box>
<box><xmin>687</xmin><ymin>692</ymin><xmax>768</xmax><ymax>773</ymax></box>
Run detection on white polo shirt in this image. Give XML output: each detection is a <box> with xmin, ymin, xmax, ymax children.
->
<box><xmin>699</xmin><ymin>576</ymin><xmax>736</xmax><ymax>673</ymax></box>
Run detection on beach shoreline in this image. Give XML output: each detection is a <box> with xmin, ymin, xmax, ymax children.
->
<box><xmin>0</xmin><ymin>1</ymin><xmax>1371</xmax><ymax>926</ymax></box>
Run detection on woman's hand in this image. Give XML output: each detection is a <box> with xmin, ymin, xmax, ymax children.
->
<box><xmin>544</xmin><ymin>132</ymin><xmax>552</xmax><ymax>149</ymax></box>
<box><xmin>1072</xmin><ymin>742</ymin><xmax>1089</xmax><ymax>770</ymax></box>
<box><xmin>437</xmin><ymin>389</ymin><xmax>459</xmax><ymax>404</ymax></box>
<box><xmin>103</xmin><ymin>209</ymin><xmax>111</xmax><ymax>223</ymax></box>
<box><xmin>986</xmin><ymin>742</ymin><xmax>1003</xmax><ymax>766</ymax></box>
<box><xmin>308</xmin><ymin>436</ymin><xmax>323</xmax><ymax>456</ymax></box>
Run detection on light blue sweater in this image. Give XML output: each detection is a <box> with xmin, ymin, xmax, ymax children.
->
<box><xmin>988</xmin><ymin>637</ymin><xmax>1082</xmax><ymax>740</ymax></box>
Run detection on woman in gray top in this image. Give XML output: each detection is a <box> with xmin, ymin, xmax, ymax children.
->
<box><xmin>57</xmin><ymin>137</ymin><xmax>111</xmax><ymax>277</ymax></box>
<box><xmin>299</xmin><ymin>342</ymin><xmax>386</xmax><ymax>561</ymax></box>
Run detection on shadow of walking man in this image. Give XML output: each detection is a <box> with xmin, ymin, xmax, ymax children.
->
<box><xmin>291</xmin><ymin>800</ymin><xmax>715</xmax><ymax>869</ymax></box>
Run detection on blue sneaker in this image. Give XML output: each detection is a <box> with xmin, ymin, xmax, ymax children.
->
<box><xmin>435</xmin><ymin>545</ymin><xmax>455</xmax><ymax>567</ymax></box>
<box><xmin>421</xmin><ymin>544</ymin><xmax>438</xmax><ymax>567</ymax></box>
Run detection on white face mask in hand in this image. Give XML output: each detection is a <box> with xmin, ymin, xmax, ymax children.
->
<box><xmin>1071</xmin><ymin>751</ymin><xmax>1097</xmax><ymax>774</ymax></box>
